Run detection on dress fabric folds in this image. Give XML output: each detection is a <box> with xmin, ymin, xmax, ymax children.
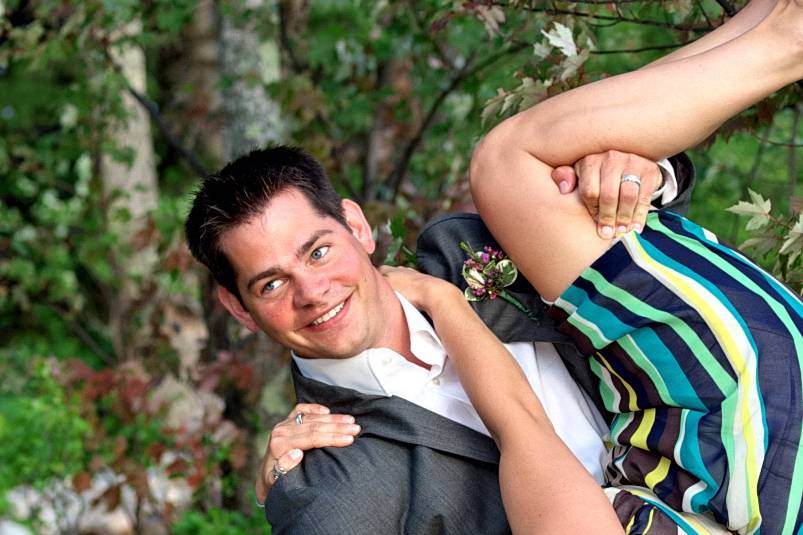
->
<box><xmin>549</xmin><ymin>211</ymin><xmax>803</xmax><ymax>535</ymax></box>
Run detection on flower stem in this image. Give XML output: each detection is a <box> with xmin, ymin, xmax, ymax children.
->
<box><xmin>499</xmin><ymin>291</ymin><xmax>540</xmax><ymax>324</ymax></box>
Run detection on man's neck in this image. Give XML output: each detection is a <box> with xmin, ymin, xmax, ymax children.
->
<box><xmin>379</xmin><ymin>285</ymin><xmax>431</xmax><ymax>370</ymax></box>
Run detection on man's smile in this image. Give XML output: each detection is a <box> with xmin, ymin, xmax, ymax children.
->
<box><xmin>305</xmin><ymin>295</ymin><xmax>352</xmax><ymax>330</ymax></box>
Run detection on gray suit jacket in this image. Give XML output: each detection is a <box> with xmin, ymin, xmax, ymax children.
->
<box><xmin>265</xmin><ymin>154</ymin><xmax>695</xmax><ymax>534</ymax></box>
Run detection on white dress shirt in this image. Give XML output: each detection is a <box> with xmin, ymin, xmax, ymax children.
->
<box><xmin>655</xmin><ymin>158</ymin><xmax>678</xmax><ymax>206</ymax></box>
<box><xmin>294</xmin><ymin>294</ymin><xmax>611</xmax><ymax>484</ymax></box>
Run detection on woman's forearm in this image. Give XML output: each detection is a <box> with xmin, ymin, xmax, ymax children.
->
<box><xmin>424</xmin><ymin>286</ymin><xmax>623</xmax><ymax>534</ymax></box>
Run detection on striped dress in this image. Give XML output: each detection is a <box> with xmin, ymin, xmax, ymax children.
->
<box><xmin>548</xmin><ymin>211</ymin><xmax>803</xmax><ymax>535</ymax></box>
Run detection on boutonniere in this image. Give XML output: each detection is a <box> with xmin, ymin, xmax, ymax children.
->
<box><xmin>459</xmin><ymin>242</ymin><xmax>539</xmax><ymax>323</ymax></box>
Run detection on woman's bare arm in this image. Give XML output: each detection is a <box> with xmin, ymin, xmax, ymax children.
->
<box><xmin>382</xmin><ymin>266</ymin><xmax>624</xmax><ymax>535</ymax></box>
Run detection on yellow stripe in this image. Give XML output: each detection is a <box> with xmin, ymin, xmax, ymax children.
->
<box><xmin>597</xmin><ymin>353</ymin><xmax>640</xmax><ymax>412</ymax></box>
<box><xmin>643</xmin><ymin>507</ymin><xmax>656</xmax><ymax>533</ymax></box>
<box><xmin>644</xmin><ymin>456</ymin><xmax>671</xmax><ymax>490</ymax></box>
<box><xmin>630</xmin><ymin>408</ymin><xmax>656</xmax><ymax>450</ymax></box>
<box><xmin>625</xmin><ymin>513</ymin><xmax>636</xmax><ymax>534</ymax></box>
<box><xmin>624</xmin><ymin>486</ymin><xmax>718</xmax><ymax>534</ymax></box>
<box><xmin>627</xmin><ymin>236</ymin><xmax>763</xmax><ymax>523</ymax></box>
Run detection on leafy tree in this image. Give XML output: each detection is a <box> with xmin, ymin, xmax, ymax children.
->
<box><xmin>0</xmin><ymin>0</ymin><xmax>799</xmax><ymax>531</ymax></box>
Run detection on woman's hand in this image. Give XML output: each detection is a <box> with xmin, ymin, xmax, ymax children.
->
<box><xmin>379</xmin><ymin>265</ymin><xmax>461</xmax><ymax>316</ymax></box>
<box><xmin>551</xmin><ymin>150</ymin><xmax>664</xmax><ymax>238</ymax></box>
<box><xmin>255</xmin><ymin>403</ymin><xmax>360</xmax><ymax>505</ymax></box>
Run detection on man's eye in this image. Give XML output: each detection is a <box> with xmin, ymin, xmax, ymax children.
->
<box><xmin>311</xmin><ymin>245</ymin><xmax>329</xmax><ymax>261</ymax></box>
<box><xmin>262</xmin><ymin>279</ymin><xmax>284</xmax><ymax>294</ymax></box>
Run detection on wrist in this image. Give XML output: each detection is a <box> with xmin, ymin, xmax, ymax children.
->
<box><xmin>426</xmin><ymin>282</ymin><xmax>464</xmax><ymax>318</ymax></box>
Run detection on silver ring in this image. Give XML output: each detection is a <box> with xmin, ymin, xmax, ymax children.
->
<box><xmin>621</xmin><ymin>174</ymin><xmax>642</xmax><ymax>187</ymax></box>
<box><xmin>295</xmin><ymin>412</ymin><xmax>304</xmax><ymax>425</ymax></box>
<box><xmin>271</xmin><ymin>462</ymin><xmax>288</xmax><ymax>481</ymax></box>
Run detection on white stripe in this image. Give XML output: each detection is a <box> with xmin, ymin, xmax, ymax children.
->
<box><xmin>682</xmin><ymin>479</ymin><xmax>708</xmax><ymax>513</ymax></box>
<box><xmin>621</xmin><ymin>234</ymin><xmax>765</xmax><ymax>531</ymax></box>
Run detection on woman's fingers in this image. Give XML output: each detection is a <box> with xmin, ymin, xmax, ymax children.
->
<box><xmin>255</xmin><ymin>404</ymin><xmax>360</xmax><ymax>506</ymax></box>
<box><xmin>270</xmin><ymin>417</ymin><xmax>361</xmax><ymax>447</ymax></box>
<box><xmin>291</xmin><ymin>403</ymin><xmax>333</xmax><ymax>417</ymax></box>
<box><xmin>256</xmin><ymin>448</ymin><xmax>304</xmax><ymax>504</ymax></box>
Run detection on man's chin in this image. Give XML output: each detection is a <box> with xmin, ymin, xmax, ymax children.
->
<box><xmin>292</xmin><ymin>340</ymin><xmax>366</xmax><ymax>360</ymax></box>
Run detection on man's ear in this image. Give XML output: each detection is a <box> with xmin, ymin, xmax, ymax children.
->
<box><xmin>341</xmin><ymin>199</ymin><xmax>376</xmax><ymax>255</ymax></box>
<box><xmin>217</xmin><ymin>285</ymin><xmax>259</xmax><ymax>333</ymax></box>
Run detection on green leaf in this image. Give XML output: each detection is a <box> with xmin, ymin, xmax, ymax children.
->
<box><xmin>779</xmin><ymin>214</ymin><xmax>803</xmax><ymax>255</ymax></box>
<box><xmin>481</xmin><ymin>90</ymin><xmax>505</xmax><ymax>125</ymax></box>
<box><xmin>541</xmin><ymin>22</ymin><xmax>577</xmax><ymax>57</ymax></box>
<box><xmin>496</xmin><ymin>259</ymin><xmax>518</xmax><ymax>287</ymax></box>
<box><xmin>726</xmin><ymin>189</ymin><xmax>771</xmax><ymax>218</ymax></box>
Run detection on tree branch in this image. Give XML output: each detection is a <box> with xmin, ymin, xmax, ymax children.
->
<box><xmin>590</xmin><ymin>42</ymin><xmax>690</xmax><ymax>54</ymax></box>
<box><xmin>47</xmin><ymin>304</ymin><xmax>116</xmax><ymax>365</ymax></box>
<box><xmin>383</xmin><ymin>42</ymin><xmax>529</xmax><ymax>200</ymax></box>
<box><xmin>729</xmin><ymin>121</ymin><xmax>773</xmax><ymax>241</ymax></box>
<box><xmin>103</xmin><ymin>51</ymin><xmax>210</xmax><ymax>179</ymax></box>
<box><xmin>492</xmin><ymin>1</ymin><xmax>715</xmax><ymax>32</ymax></box>
<box><xmin>714</xmin><ymin>0</ymin><xmax>737</xmax><ymax>17</ymax></box>
<box><xmin>125</xmin><ymin>87</ymin><xmax>210</xmax><ymax>179</ymax></box>
<box><xmin>788</xmin><ymin>104</ymin><xmax>801</xmax><ymax>213</ymax></box>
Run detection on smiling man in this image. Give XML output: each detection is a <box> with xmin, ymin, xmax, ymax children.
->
<box><xmin>184</xmin><ymin>145</ymin><xmax>694</xmax><ymax>534</ymax></box>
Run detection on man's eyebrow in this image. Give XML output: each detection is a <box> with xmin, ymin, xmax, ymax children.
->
<box><xmin>245</xmin><ymin>229</ymin><xmax>334</xmax><ymax>291</ymax></box>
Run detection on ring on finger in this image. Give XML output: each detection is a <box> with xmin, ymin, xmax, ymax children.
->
<box><xmin>295</xmin><ymin>412</ymin><xmax>304</xmax><ymax>425</ymax></box>
<box><xmin>271</xmin><ymin>462</ymin><xmax>288</xmax><ymax>481</ymax></box>
<box><xmin>621</xmin><ymin>174</ymin><xmax>641</xmax><ymax>187</ymax></box>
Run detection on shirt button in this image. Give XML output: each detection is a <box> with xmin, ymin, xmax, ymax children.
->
<box><xmin>382</xmin><ymin>356</ymin><xmax>392</xmax><ymax>365</ymax></box>
<box><xmin>430</xmin><ymin>378</ymin><xmax>441</xmax><ymax>386</ymax></box>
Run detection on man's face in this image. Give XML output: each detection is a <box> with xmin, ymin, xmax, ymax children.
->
<box><xmin>218</xmin><ymin>188</ymin><xmax>394</xmax><ymax>359</ymax></box>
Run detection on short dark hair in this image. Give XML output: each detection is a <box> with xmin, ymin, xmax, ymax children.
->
<box><xmin>185</xmin><ymin>145</ymin><xmax>347</xmax><ymax>301</ymax></box>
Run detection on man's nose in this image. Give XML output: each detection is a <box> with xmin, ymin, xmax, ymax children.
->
<box><xmin>293</xmin><ymin>272</ymin><xmax>330</xmax><ymax>308</ymax></box>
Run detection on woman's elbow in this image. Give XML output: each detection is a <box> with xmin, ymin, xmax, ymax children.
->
<box><xmin>469</xmin><ymin>124</ymin><xmax>512</xmax><ymax>203</ymax></box>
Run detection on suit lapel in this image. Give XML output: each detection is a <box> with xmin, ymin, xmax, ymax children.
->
<box><xmin>292</xmin><ymin>363</ymin><xmax>500</xmax><ymax>464</ymax></box>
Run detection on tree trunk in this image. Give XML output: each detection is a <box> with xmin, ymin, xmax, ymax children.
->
<box><xmin>101</xmin><ymin>19</ymin><xmax>158</xmax><ymax>361</ymax></box>
<box><xmin>221</xmin><ymin>1</ymin><xmax>284</xmax><ymax>160</ymax></box>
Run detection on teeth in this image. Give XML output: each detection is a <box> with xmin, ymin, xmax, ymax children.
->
<box><xmin>311</xmin><ymin>301</ymin><xmax>345</xmax><ymax>326</ymax></box>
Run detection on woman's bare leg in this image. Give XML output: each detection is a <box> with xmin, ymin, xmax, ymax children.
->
<box><xmin>647</xmin><ymin>0</ymin><xmax>777</xmax><ymax>67</ymax></box>
<box><xmin>470</xmin><ymin>0</ymin><xmax>803</xmax><ymax>300</ymax></box>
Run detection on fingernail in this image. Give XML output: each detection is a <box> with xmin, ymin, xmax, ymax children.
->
<box><xmin>349</xmin><ymin>424</ymin><xmax>361</xmax><ymax>433</ymax></box>
<box><xmin>559</xmin><ymin>181</ymin><xmax>570</xmax><ymax>194</ymax></box>
<box><xmin>342</xmin><ymin>435</ymin><xmax>355</xmax><ymax>443</ymax></box>
<box><xmin>600</xmin><ymin>226</ymin><xmax>614</xmax><ymax>239</ymax></box>
<box><xmin>631</xmin><ymin>223</ymin><xmax>642</xmax><ymax>233</ymax></box>
<box><xmin>344</xmin><ymin>415</ymin><xmax>355</xmax><ymax>423</ymax></box>
<box><xmin>289</xmin><ymin>449</ymin><xmax>302</xmax><ymax>460</ymax></box>
<box><xmin>616</xmin><ymin>225</ymin><xmax>627</xmax><ymax>236</ymax></box>
<box><xmin>320</xmin><ymin>407</ymin><xmax>330</xmax><ymax>414</ymax></box>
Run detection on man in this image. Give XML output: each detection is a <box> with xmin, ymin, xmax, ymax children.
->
<box><xmin>185</xmin><ymin>145</ymin><xmax>694</xmax><ymax>534</ymax></box>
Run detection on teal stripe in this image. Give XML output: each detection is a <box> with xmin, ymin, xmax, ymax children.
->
<box><xmin>616</xmin><ymin>335</ymin><xmax>677</xmax><ymax>407</ymax></box>
<box><xmin>676</xmin><ymin>410</ymin><xmax>719</xmax><ymax>512</ymax></box>
<box><xmin>562</xmin><ymin>294</ymin><xmax>683</xmax><ymax>407</ymax></box>
<box><xmin>559</xmin><ymin>284</ymin><xmax>591</xmax><ymax>310</ymax></box>
<box><xmin>625</xmin><ymin>328</ymin><xmax>702</xmax><ymax>410</ymax></box>
<box><xmin>620</xmin><ymin>489</ymin><xmax>699</xmax><ymax>534</ymax></box>
<box><xmin>670</xmin><ymin>216</ymin><xmax>803</xmax><ymax>535</ymax></box>
<box><xmin>677</xmin><ymin>215</ymin><xmax>803</xmax><ymax>318</ymax></box>
<box><xmin>637</xmin><ymin>222</ymin><xmax>759</xmax><ymax>360</ymax></box>
<box><xmin>581</xmin><ymin>268</ymin><xmax>735</xmax><ymax>395</ymax></box>
<box><xmin>644</xmin><ymin>218</ymin><xmax>771</xmax><ymax>528</ymax></box>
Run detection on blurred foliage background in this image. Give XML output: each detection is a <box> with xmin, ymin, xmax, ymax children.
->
<box><xmin>0</xmin><ymin>0</ymin><xmax>800</xmax><ymax>533</ymax></box>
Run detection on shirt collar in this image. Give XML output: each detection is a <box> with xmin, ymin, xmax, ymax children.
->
<box><xmin>292</xmin><ymin>292</ymin><xmax>446</xmax><ymax>392</ymax></box>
